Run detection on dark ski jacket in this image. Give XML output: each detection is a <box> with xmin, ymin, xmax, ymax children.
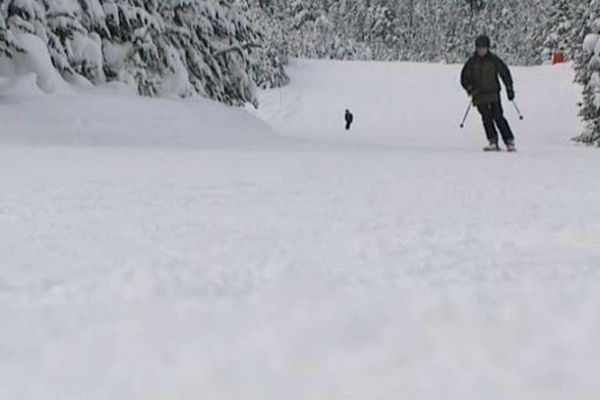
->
<box><xmin>345</xmin><ymin>111</ymin><xmax>354</xmax><ymax>124</ymax></box>
<box><xmin>461</xmin><ymin>52</ymin><xmax>513</xmax><ymax>106</ymax></box>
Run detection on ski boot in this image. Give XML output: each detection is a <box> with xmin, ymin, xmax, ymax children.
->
<box><xmin>483</xmin><ymin>142</ymin><xmax>501</xmax><ymax>152</ymax></box>
<box><xmin>506</xmin><ymin>142</ymin><xmax>517</xmax><ymax>152</ymax></box>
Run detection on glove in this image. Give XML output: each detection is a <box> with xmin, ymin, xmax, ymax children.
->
<box><xmin>507</xmin><ymin>87</ymin><xmax>515</xmax><ymax>101</ymax></box>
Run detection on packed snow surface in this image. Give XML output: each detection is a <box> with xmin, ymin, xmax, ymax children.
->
<box><xmin>1</xmin><ymin>60</ymin><xmax>600</xmax><ymax>399</ymax></box>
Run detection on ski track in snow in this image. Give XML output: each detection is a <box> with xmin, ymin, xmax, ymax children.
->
<box><xmin>1</xmin><ymin>60</ymin><xmax>600</xmax><ymax>399</ymax></box>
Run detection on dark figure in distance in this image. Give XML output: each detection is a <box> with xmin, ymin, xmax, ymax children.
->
<box><xmin>345</xmin><ymin>109</ymin><xmax>354</xmax><ymax>130</ymax></box>
<box><xmin>461</xmin><ymin>35</ymin><xmax>517</xmax><ymax>152</ymax></box>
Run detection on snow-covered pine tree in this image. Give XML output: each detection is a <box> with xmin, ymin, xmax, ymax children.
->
<box><xmin>0</xmin><ymin>6</ymin><xmax>23</xmax><ymax>58</ymax></box>
<box><xmin>0</xmin><ymin>0</ymin><xmax>286</xmax><ymax>106</ymax></box>
<box><xmin>263</xmin><ymin>0</ymin><xmax>554</xmax><ymax>65</ymax></box>
<box><xmin>140</xmin><ymin>0</ymin><xmax>287</xmax><ymax>104</ymax></box>
<box><xmin>198</xmin><ymin>0</ymin><xmax>261</xmax><ymax>106</ymax></box>
<box><xmin>4</xmin><ymin>0</ymin><xmax>46</xmax><ymax>37</ymax></box>
<box><xmin>101</xmin><ymin>0</ymin><xmax>170</xmax><ymax>97</ymax></box>
<box><xmin>414</xmin><ymin>0</ymin><xmax>473</xmax><ymax>63</ymax></box>
<box><xmin>45</xmin><ymin>0</ymin><xmax>104</xmax><ymax>82</ymax></box>
<box><xmin>574</xmin><ymin>3</ymin><xmax>600</xmax><ymax>146</ymax></box>
<box><xmin>285</xmin><ymin>0</ymin><xmax>326</xmax><ymax>58</ymax></box>
<box><xmin>327</xmin><ymin>0</ymin><xmax>370</xmax><ymax>59</ymax></box>
<box><xmin>543</xmin><ymin>0</ymin><xmax>572</xmax><ymax>62</ymax></box>
<box><xmin>0</xmin><ymin>12</ymin><xmax>9</xmax><ymax>57</ymax></box>
<box><xmin>243</xmin><ymin>0</ymin><xmax>289</xmax><ymax>89</ymax></box>
<box><xmin>542</xmin><ymin>0</ymin><xmax>588</xmax><ymax>63</ymax></box>
<box><xmin>364</xmin><ymin>1</ymin><xmax>401</xmax><ymax>60</ymax></box>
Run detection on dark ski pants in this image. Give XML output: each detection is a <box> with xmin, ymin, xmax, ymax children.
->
<box><xmin>477</xmin><ymin>101</ymin><xmax>514</xmax><ymax>145</ymax></box>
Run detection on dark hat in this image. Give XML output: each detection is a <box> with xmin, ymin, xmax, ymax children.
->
<box><xmin>475</xmin><ymin>35</ymin><xmax>491</xmax><ymax>48</ymax></box>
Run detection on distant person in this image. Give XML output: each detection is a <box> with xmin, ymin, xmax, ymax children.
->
<box><xmin>461</xmin><ymin>35</ymin><xmax>517</xmax><ymax>152</ymax></box>
<box><xmin>345</xmin><ymin>109</ymin><xmax>354</xmax><ymax>130</ymax></box>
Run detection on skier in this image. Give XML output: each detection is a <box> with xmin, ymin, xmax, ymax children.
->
<box><xmin>461</xmin><ymin>35</ymin><xmax>517</xmax><ymax>152</ymax></box>
<box><xmin>345</xmin><ymin>109</ymin><xmax>354</xmax><ymax>130</ymax></box>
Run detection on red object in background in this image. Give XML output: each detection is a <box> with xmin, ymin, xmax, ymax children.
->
<box><xmin>552</xmin><ymin>51</ymin><xmax>566</xmax><ymax>65</ymax></box>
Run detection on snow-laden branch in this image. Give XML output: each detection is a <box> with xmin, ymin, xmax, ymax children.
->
<box><xmin>214</xmin><ymin>43</ymin><xmax>262</xmax><ymax>58</ymax></box>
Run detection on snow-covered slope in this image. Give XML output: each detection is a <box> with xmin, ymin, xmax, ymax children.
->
<box><xmin>254</xmin><ymin>59</ymin><xmax>580</xmax><ymax>149</ymax></box>
<box><xmin>2</xmin><ymin>60</ymin><xmax>600</xmax><ymax>400</ymax></box>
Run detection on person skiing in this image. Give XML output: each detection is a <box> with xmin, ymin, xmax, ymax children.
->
<box><xmin>345</xmin><ymin>109</ymin><xmax>354</xmax><ymax>130</ymax></box>
<box><xmin>461</xmin><ymin>35</ymin><xmax>517</xmax><ymax>152</ymax></box>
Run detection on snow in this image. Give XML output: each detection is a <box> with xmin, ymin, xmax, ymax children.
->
<box><xmin>0</xmin><ymin>31</ymin><xmax>66</xmax><ymax>93</ymax></box>
<box><xmin>2</xmin><ymin>59</ymin><xmax>600</xmax><ymax>399</ymax></box>
<box><xmin>0</xmin><ymin>74</ymin><xmax>283</xmax><ymax>147</ymax></box>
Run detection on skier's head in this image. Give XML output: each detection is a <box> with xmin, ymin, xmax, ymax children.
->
<box><xmin>475</xmin><ymin>35</ymin><xmax>490</xmax><ymax>56</ymax></box>
<box><xmin>475</xmin><ymin>35</ymin><xmax>490</xmax><ymax>49</ymax></box>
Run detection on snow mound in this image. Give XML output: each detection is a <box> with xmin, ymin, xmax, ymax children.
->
<box><xmin>0</xmin><ymin>80</ymin><xmax>289</xmax><ymax>148</ymax></box>
<box><xmin>0</xmin><ymin>73</ymin><xmax>47</xmax><ymax>98</ymax></box>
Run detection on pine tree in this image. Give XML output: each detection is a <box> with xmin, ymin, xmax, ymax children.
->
<box><xmin>574</xmin><ymin>2</ymin><xmax>600</xmax><ymax>146</ymax></box>
<box><xmin>364</xmin><ymin>1</ymin><xmax>401</xmax><ymax>60</ymax></box>
<box><xmin>244</xmin><ymin>0</ymin><xmax>289</xmax><ymax>89</ymax></box>
<box><xmin>258</xmin><ymin>0</ymin><xmax>556</xmax><ymax>65</ymax></box>
<box><xmin>46</xmin><ymin>0</ymin><xmax>105</xmax><ymax>82</ymax></box>
<box><xmin>0</xmin><ymin>8</ymin><xmax>23</xmax><ymax>58</ymax></box>
<box><xmin>543</xmin><ymin>0</ymin><xmax>588</xmax><ymax>62</ymax></box>
<box><xmin>5</xmin><ymin>0</ymin><xmax>46</xmax><ymax>37</ymax></box>
<box><xmin>0</xmin><ymin>0</ymin><xmax>286</xmax><ymax>107</ymax></box>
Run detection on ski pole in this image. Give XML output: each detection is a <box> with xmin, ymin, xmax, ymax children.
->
<box><xmin>459</xmin><ymin>102</ymin><xmax>472</xmax><ymax>128</ymax></box>
<box><xmin>511</xmin><ymin>100</ymin><xmax>524</xmax><ymax>120</ymax></box>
